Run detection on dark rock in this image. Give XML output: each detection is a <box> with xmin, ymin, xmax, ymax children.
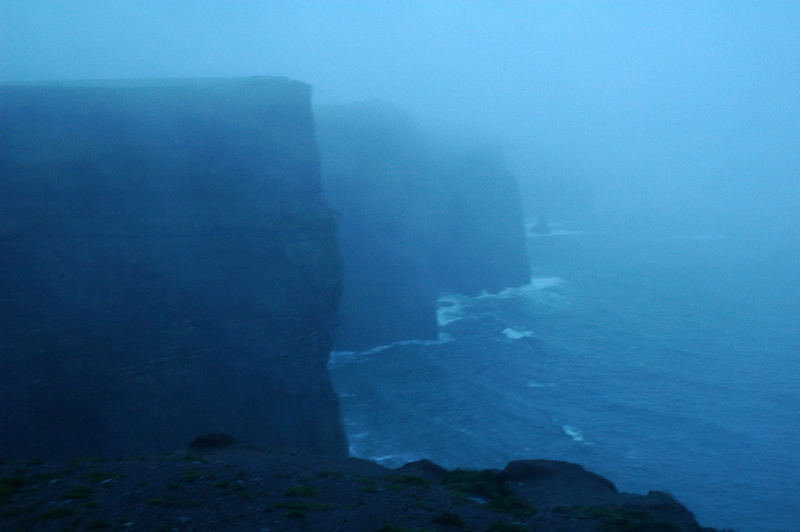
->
<box><xmin>188</xmin><ymin>432</ymin><xmax>236</xmax><ymax>450</ymax></box>
<box><xmin>395</xmin><ymin>459</ymin><xmax>448</xmax><ymax>482</ymax></box>
<box><xmin>497</xmin><ymin>460</ymin><xmax>618</xmax><ymax>507</ymax></box>
<box><xmin>610</xmin><ymin>491</ymin><xmax>707</xmax><ymax>532</ymax></box>
<box><xmin>496</xmin><ymin>460</ymin><xmax>707</xmax><ymax>531</ymax></box>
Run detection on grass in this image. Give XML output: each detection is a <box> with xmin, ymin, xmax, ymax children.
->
<box><xmin>648</xmin><ymin>490</ymin><xmax>678</xmax><ymax>504</ymax></box>
<box><xmin>283</xmin><ymin>485</ymin><xmax>319</xmax><ymax>497</ymax></box>
<box><xmin>0</xmin><ymin>474</ymin><xmax>28</xmax><ymax>503</ymax></box>
<box><xmin>441</xmin><ymin>469</ymin><xmax>535</xmax><ymax>517</ymax></box>
<box><xmin>556</xmin><ymin>505</ymin><xmax>682</xmax><ymax>532</ymax></box>
<box><xmin>188</xmin><ymin>432</ymin><xmax>235</xmax><ymax>449</ymax></box>
<box><xmin>38</xmin><ymin>507</ymin><xmax>76</xmax><ymax>520</ymax></box>
<box><xmin>276</xmin><ymin>500</ymin><xmax>333</xmax><ymax>512</ymax></box>
<box><xmin>179</xmin><ymin>469</ymin><xmax>203</xmax><ymax>483</ymax></box>
<box><xmin>431</xmin><ymin>511</ymin><xmax>465</xmax><ymax>527</ymax></box>
<box><xmin>69</xmin><ymin>456</ymin><xmax>107</xmax><ymax>465</ymax></box>
<box><xmin>147</xmin><ymin>497</ymin><xmax>179</xmax><ymax>507</ymax></box>
<box><xmin>486</xmin><ymin>522</ymin><xmax>529</xmax><ymax>532</ymax></box>
<box><xmin>277</xmin><ymin>483</ymin><xmax>331</xmax><ymax>519</ymax></box>
<box><xmin>316</xmin><ymin>470</ymin><xmax>344</xmax><ymax>479</ymax></box>
<box><xmin>60</xmin><ymin>486</ymin><xmax>94</xmax><ymax>499</ymax></box>
<box><xmin>375</xmin><ymin>525</ymin><xmax>436</xmax><ymax>532</ymax></box>
<box><xmin>176</xmin><ymin>453</ymin><xmax>207</xmax><ymax>464</ymax></box>
<box><xmin>82</xmin><ymin>470</ymin><xmax>121</xmax><ymax>483</ymax></box>
<box><xmin>1</xmin><ymin>504</ymin><xmax>35</xmax><ymax>518</ymax></box>
<box><xmin>388</xmin><ymin>475</ymin><xmax>432</xmax><ymax>489</ymax></box>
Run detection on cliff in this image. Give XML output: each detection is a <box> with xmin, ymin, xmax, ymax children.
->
<box><xmin>0</xmin><ymin>77</ymin><xmax>347</xmax><ymax>458</ymax></box>
<box><xmin>315</xmin><ymin>102</ymin><xmax>530</xmax><ymax>350</ymax></box>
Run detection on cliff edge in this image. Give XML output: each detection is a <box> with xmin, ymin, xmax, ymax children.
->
<box><xmin>0</xmin><ymin>444</ymin><xmax>719</xmax><ymax>531</ymax></box>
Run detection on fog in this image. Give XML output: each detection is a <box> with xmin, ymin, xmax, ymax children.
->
<box><xmin>4</xmin><ymin>4</ymin><xmax>800</xmax><ymax>529</ymax></box>
<box><xmin>3</xmin><ymin>0</ymin><xmax>799</xmax><ymax>233</ymax></box>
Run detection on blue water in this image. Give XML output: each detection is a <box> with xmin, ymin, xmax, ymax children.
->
<box><xmin>329</xmin><ymin>215</ymin><xmax>800</xmax><ymax>531</ymax></box>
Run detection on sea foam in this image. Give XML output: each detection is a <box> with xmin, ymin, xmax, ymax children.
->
<box><xmin>501</xmin><ymin>327</ymin><xmax>534</xmax><ymax>339</ymax></box>
<box><xmin>461</xmin><ymin>277</ymin><xmax>565</xmax><ymax>302</ymax></box>
<box><xmin>437</xmin><ymin>294</ymin><xmax>466</xmax><ymax>326</ymax></box>
<box><xmin>562</xmin><ymin>425</ymin><xmax>585</xmax><ymax>442</ymax></box>
<box><xmin>527</xmin><ymin>229</ymin><xmax>587</xmax><ymax>238</ymax></box>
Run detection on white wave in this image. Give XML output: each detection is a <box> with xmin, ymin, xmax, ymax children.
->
<box><xmin>328</xmin><ymin>350</ymin><xmax>358</xmax><ymax>366</ymax></box>
<box><xmin>527</xmin><ymin>381</ymin><xmax>556</xmax><ymax>388</ymax></box>
<box><xmin>529</xmin><ymin>276</ymin><xmax>565</xmax><ymax>291</ymax></box>
<box><xmin>437</xmin><ymin>294</ymin><xmax>466</xmax><ymax>326</ymax></box>
<box><xmin>370</xmin><ymin>453</ymin><xmax>421</xmax><ymax>467</ymax></box>
<box><xmin>501</xmin><ymin>327</ymin><xmax>534</xmax><ymax>339</ymax></box>
<box><xmin>667</xmin><ymin>234</ymin><xmax>725</xmax><ymax>241</ymax></box>
<box><xmin>330</xmin><ymin>333</ymin><xmax>454</xmax><ymax>366</ymax></box>
<box><xmin>360</xmin><ymin>334</ymin><xmax>454</xmax><ymax>356</ymax></box>
<box><xmin>479</xmin><ymin>276</ymin><xmax>565</xmax><ymax>300</ymax></box>
<box><xmin>344</xmin><ymin>423</ymin><xmax>370</xmax><ymax>447</ymax></box>
<box><xmin>334</xmin><ymin>277</ymin><xmax>562</xmax><ymax>365</ymax></box>
<box><xmin>347</xmin><ymin>431</ymin><xmax>369</xmax><ymax>457</ymax></box>
<box><xmin>527</xmin><ymin>229</ymin><xmax>587</xmax><ymax>238</ymax></box>
<box><xmin>524</xmin><ymin>218</ymin><xmax>587</xmax><ymax>238</ymax></box>
<box><xmin>437</xmin><ymin>332</ymin><xmax>454</xmax><ymax>343</ymax></box>
<box><xmin>562</xmin><ymin>424</ymin><xmax>584</xmax><ymax>442</ymax></box>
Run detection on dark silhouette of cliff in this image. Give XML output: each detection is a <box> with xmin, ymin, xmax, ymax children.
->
<box><xmin>0</xmin><ymin>77</ymin><xmax>347</xmax><ymax>458</ymax></box>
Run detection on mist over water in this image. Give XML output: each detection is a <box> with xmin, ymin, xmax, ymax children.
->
<box><xmin>3</xmin><ymin>2</ymin><xmax>800</xmax><ymax>530</ymax></box>
<box><xmin>331</xmin><ymin>214</ymin><xmax>800</xmax><ymax>531</ymax></box>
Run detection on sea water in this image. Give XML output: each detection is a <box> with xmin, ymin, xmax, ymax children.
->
<box><xmin>329</xmin><ymin>214</ymin><xmax>800</xmax><ymax>531</ymax></box>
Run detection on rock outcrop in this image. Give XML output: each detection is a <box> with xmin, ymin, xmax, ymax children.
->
<box><xmin>0</xmin><ymin>447</ymin><xmax>717</xmax><ymax>531</ymax></box>
<box><xmin>0</xmin><ymin>77</ymin><xmax>347</xmax><ymax>458</ymax></box>
<box><xmin>316</xmin><ymin>102</ymin><xmax>530</xmax><ymax>350</ymax></box>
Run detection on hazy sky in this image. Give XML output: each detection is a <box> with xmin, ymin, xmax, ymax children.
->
<box><xmin>2</xmin><ymin>1</ymin><xmax>799</xmax><ymax>229</ymax></box>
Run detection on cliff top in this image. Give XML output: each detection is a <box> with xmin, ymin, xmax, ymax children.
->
<box><xmin>0</xmin><ymin>440</ymin><xmax>716</xmax><ymax>531</ymax></box>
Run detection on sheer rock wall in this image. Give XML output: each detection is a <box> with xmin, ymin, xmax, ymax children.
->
<box><xmin>0</xmin><ymin>77</ymin><xmax>347</xmax><ymax>458</ymax></box>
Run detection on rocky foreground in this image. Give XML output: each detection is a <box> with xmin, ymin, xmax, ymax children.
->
<box><xmin>0</xmin><ymin>437</ymin><xmax>723</xmax><ymax>531</ymax></box>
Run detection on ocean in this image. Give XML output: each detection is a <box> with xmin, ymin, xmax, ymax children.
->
<box><xmin>329</xmin><ymin>214</ymin><xmax>800</xmax><ymax>531</ymax></box>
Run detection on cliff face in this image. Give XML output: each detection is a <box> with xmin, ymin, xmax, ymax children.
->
<box><xmin>0</xmin><ymin>77</ymin><xmax>347</xmax><ymax>458</ymax></box>
<box><xmin>316</xmin><ymin>102</ymin><xmax>530</xmax><ymax>350</ymax></box>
